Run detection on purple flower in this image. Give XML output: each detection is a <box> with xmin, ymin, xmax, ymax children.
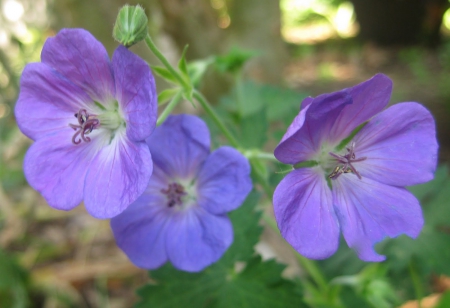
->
<box><xmin>15</xmin><ymin>29</ymin><xmax>157</xmax><ymax>219</ymax></box>
<box><xmin>273</xmin><ymin>74</ymin><xmax>438</xmax><ymax>261</ymax></box>
<box><xmin>111</xmin><ymin>114</ymin><xmax>252</xmax><ymax>272</ymax></box>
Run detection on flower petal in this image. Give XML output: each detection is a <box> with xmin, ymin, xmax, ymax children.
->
<box><xmin>23</xmin><ymin>130</ymin><xmax>98</xmax><ymax>211</ymax></box>
<box><xmin>84</xmin><ymin>134</ymin><xmax>152</xmax><ymax>219</ymax></box>
<box><xmin>197</xmin><ymin>146</ymin><xmax>252</xmax><ymax>214</ymax></box>
<box><xmin>273</xmin><ymin>167</ymin><xmax>340</xmax><ymax>259</ymax></box>
<box><xmin>41</xmin><ymin>28</ymin><xmax>114</xmax><ymax>102</ymax></box>
<box><xmin>279</xmin><ymin>97</ymin><xmax>313</xmax><ymax>143</ymax></box>
<box><xmin>147</xmin><ymin>115</ymin><xmax>210</xmax><ymax>179</ymax></box>
<box><xmin>274</xmin><ymin>91</ymin><xmax>352</xmax><ymax>164</ymax></box>
<box><xmin>112</xmin><ymin>46</ymin><xmax>157</xmax><ymax>142</ymax></box>
<box><xmin>110</xmin><ymin>192</ymin><xmax>170</xmax><ymax>269</ymax></box>
<box><xmin>328</xmin><ymin>74</ymin><xmax>392</xmax><ymax>143</ymax></box>
<box><xmin>332</xmin><ymin>174</ymin><xmax>423</xmax><ymax>262</ymax></box>
<box><xmin>165</xmin><ymin>207</ymin><xmax>233</xmax><ymax>272</ymax></box>
<box><xmin>354</xmin><ymin>102</ymin><xmax>438</xmax><ymax>186</ymax></box>
<box><xmin>15</xmin><ymin>63</ymin><xmax>92</xmax><ymax>140</ymax></box>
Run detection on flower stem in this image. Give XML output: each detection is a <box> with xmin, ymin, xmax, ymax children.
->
<box><xmin>409</xmin><ymin>260</ymin><xmax>423</xmax><ymax>308</ymax></box>
<box><xmin>242</xmin><ymin>150</ymin><xmax>278</xmax><ymax>161</ymax></box>
<box><xmin>144</xmin><ymin>34</ymin><xmax>189</xmax><ymax>89</ymax></box>
<box><xmin>193</xmin><ymin>90</ymin><xmax>240</xmax><ymax>148</ymax></box>
<box><xmin>157</xmin><ymin>91</ymin><xmax>183</xmax><ymax>126</ymax></box>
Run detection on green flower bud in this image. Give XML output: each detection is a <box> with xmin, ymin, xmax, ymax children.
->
<box><xmin>113</xmin><ymin>5</ymin><xmax>148</xmax><ymax>47</ymax></box>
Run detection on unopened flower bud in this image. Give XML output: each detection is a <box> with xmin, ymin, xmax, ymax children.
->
<box><xmin>113</xmin><ymin>5</ymin><xmax>148</xmax><ymax>47</ymax></box>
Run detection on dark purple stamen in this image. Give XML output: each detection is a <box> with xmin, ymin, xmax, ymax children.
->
<box><xmin>328</xmin><ymin>141</ymin><xmax>366</xmax><ymax>180</ymax></box>
<box><xmin>69</xmin><ymin>109</ymin><xmax>99</xmax><ymax>145</ymax></box>
<box><xmin>161</xmin><ymin>182</ymin><xmax>186</xmax><ymax>207</ymax></box>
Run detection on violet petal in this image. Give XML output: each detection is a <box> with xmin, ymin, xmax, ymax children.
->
<box><xmin>274</xmin><ymin>91</ymin><xmax>352</xmax><ymax>164</ymax></box>
<box><xmin>41</xmin><ymin>28</ymin><xmax>115</xmax><ymax>102</ymax></box>
<box><xmin>354</xmin><ymin>102</ymin><xmax>438</xmax><ymax>186</ymax></box>
<box><xmin>147</xmin><ymin>115</ymin><xmax>210</xmax><ymax>179</ymax></box>
<box><xmin>15</xmin><ymin>63</ymin><xmax>92</xmax><ymax>141</ymax></box>
<box><xmin>279</xmin><ymin>97</ymin><xmax>313</xmax><ymax>143</ymax></box>
<box><xmin>110</xmin><ymin>194</ymin><xmax>170</xmax><ymax>269</ymax></box>
<box><xmin>197</xmin><ymin>146</ymin><xmax>252</xmax><ymax>215</ymax></box>
<box><xmin>23</xmin><ymin>130</ymin><xmax>97</xmax><ymax>210</ymax></box>
<box><xmin>333</xmin><ymin>174</ymin><xmax>423</xmax><ymax>262</ymax></box>
<box><xmin>328</xmin><ymin>74</ymin><xmax>392</xmax><ymax>143</ymax></box>
<box><xmin>84</xmin><ymin>135</ymin><xmax>152</xmax><ymax>219</ymax></box>
<box><xmin>112</xmin><ymin>46</ymin><xmax>157</xmax><ymax>142</ymax></box>
<box><xmin>165</xmin><ymin>207</ymin><xmax>233</xmax><ymax>272</ymax></box>
<box><xmin>273</xmin><ymin>168</ymin><xmax>340</xmax><ymax>259</ymax></box>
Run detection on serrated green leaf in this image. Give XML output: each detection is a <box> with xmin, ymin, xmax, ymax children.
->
<box><xmin>157</xmin><ymin>88</ymin><xmax>180</xmax><ymax>105</ymax></box>
<box><xmin>136</xmin><ymin>256</ymin><xmax>307</xmax><ymax>308</ymax></box>
<box><xmin>151</xmin><ymin>66</ymin><xmax>178</xmax><ymax>84</ymax></box>
<box><xmin>220</xmin><ymin>191</ymin><xmax>263</xmax><ymax>265</ymax></box>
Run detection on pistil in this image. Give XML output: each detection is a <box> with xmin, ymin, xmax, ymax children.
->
<box><xmin>328</xmin><ymin>141</ymin><xmax>366</xmax><ymax>180</ymax></box>
<box><xmin>69</xmin><ymin>109</ymin><xmax>99</xmax><ymax>144</ymax></box>
<box><xmin>161</xmin><ymin>182</ymin><xmax>187</xmax><ymax>207</ymax></box>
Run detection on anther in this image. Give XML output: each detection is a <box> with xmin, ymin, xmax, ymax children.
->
<box><xmin>328</xmin><ymin>142</ymin><xmax>366</xmax><ymax>180</ymax></box>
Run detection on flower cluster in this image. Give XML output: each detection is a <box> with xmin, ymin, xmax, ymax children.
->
<box><xmin>273</xmin><ymin>74</ymin><xmax>438</xmax><ymax>261</ymax></box>
<box><xmin>15</xmin><ymin>28</ymin><xmax>252</xmax><ymax>271</ymax></box>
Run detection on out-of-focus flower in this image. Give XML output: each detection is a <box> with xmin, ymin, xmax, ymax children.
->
<box><xmin>15</xmin><ymin>28</ymin><xmax>157</xmax><ymax>219</ymax></box>
<box><xmin>111</xmin><ymin>114</ymin><xmax>252</xmax><ymax>272</ymax></box>
<box><xmin>273</xmin><ymin>74</ymin><xmax>438</xmax><ymax>261</ymax></box>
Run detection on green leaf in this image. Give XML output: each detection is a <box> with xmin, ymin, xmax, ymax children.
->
<box><xmin>188</xmin><ymin>57</ymin><xmax>214</xmax><ymax>87</ymax></box>
<box><xmin>151</xmin><ymin>66</ymin><xmax>178</xmax><ymax>84</ymax></box>
<box><xmin>214</xmin><ymin>47</ymin><xmax>257</xmax><ymax>74</ymax></box>
<box><xmin>0</xmin><ymin>249</ymin><xmax>30</xmax><ymax>308</ymax></box>
<box><xmin>178</xmin><ymin>45</ymin><xmax>190</xmax><ymax>78</ymax></box>
<box><xmin>135</xmin><ymin>192</ymin><xmax>308</xmax><ymax>308</ymax></box>
<box><xmin>239</xmin><ymin>108</ymin><xmax>268</xmax><ymax>148</ymax></box>
<box><xmin>136</xmin><ymin>256</ymin><xmax>307</xmax><ymax>308</ymax></box>
<box><xmin>157</xmin><ymin>88</ymin><xmax>180</xmax><ymax>105</ymax></box>
<box><xmin>436</xmin><ymin>290</ymin><xmax>450</xmax><ymax>308</ymax></box>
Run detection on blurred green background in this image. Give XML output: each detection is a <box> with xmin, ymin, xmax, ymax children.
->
<box><xmin>1</xmin><ymin>0</ymin><xmax>450</xmax><ymax>307</ymax></box>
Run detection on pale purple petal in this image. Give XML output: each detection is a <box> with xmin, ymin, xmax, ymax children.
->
<box><xmin>279</xmin><ymin>97</ymin><xmax>313</xmax><ymax>143</ymax></box>
<box><xmin>84</xmin><ymin>135</ymin><xmax>152</xmax><ymax>219</ymax></box>
<box><xmin>15</xmin><ymin>63</ymin><xmax>92</xmax><ymax>141</ymax></box>
<box><xmin>41</xmin><ymin>28</ymin><xmax>115</xmax><ymax>102</ymax></box>
<box><xmin>147</xmin><ymin>115</ymin><xmax>210</xmax><ymax>179</ymax></box>
<box><xmin>328</xmin><ymin>74</ymin><xmax>392</xmax><ymax>143</ymax></box>
<box><xmin>23</xmin><ymin>130</ymin><xmax>98</xmax><ymax>211</ymax></box>
<box><xmin>165</xmin><ymin>207</ymin><xmax>233</xmax><ymax>272</ymax></box>
<box><xmin>354</xmin><ymin>102</ymin><xmax>438</xmax><ymax>186</ymax></box>
<box><xmin>274</xmin><ymin>91</ymin><xmax>351</xmax><ymax>164</ymax></box>
<box><xmin>110</xmin><ymin>193</ymin><xmax>170</xmax><ymax>269</ymax></box>
<box><xmin>273</xmin><ymin>167</ymin><xmax>340</xmax><ymax>259</ymax></box>
<box><xmin>332</xmin><ymin>174</ymin><xmax>423</xmax><ymax>262</ymax></box>
<box><xmin>197</xmin><ymin>146</ymin><xmax>252</xmax><ymax>214</ymax></box>
<box><xmin>112</xmin><ymin>46</ymin><xmax>157</xmax><ymax>142</ymax></box>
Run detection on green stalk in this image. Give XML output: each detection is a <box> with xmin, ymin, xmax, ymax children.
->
<box><xmin>193</xmin><ymin>90</ymin><xmax>240</xmax><ymax>148</ymax></box>
<box><xmin>157</xmin><ymin>91</ymin><xmax>183</xmax><ymax>126</ymax></box>
<box><xmin>409</xmin><ymin>260</ymin><xmax>423</xmax><ymax>308</ymax></box>
<box><xmin>145</xmin><ymin>34</ymin><xmax>189</xmax><ymax>89</ymax></box>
